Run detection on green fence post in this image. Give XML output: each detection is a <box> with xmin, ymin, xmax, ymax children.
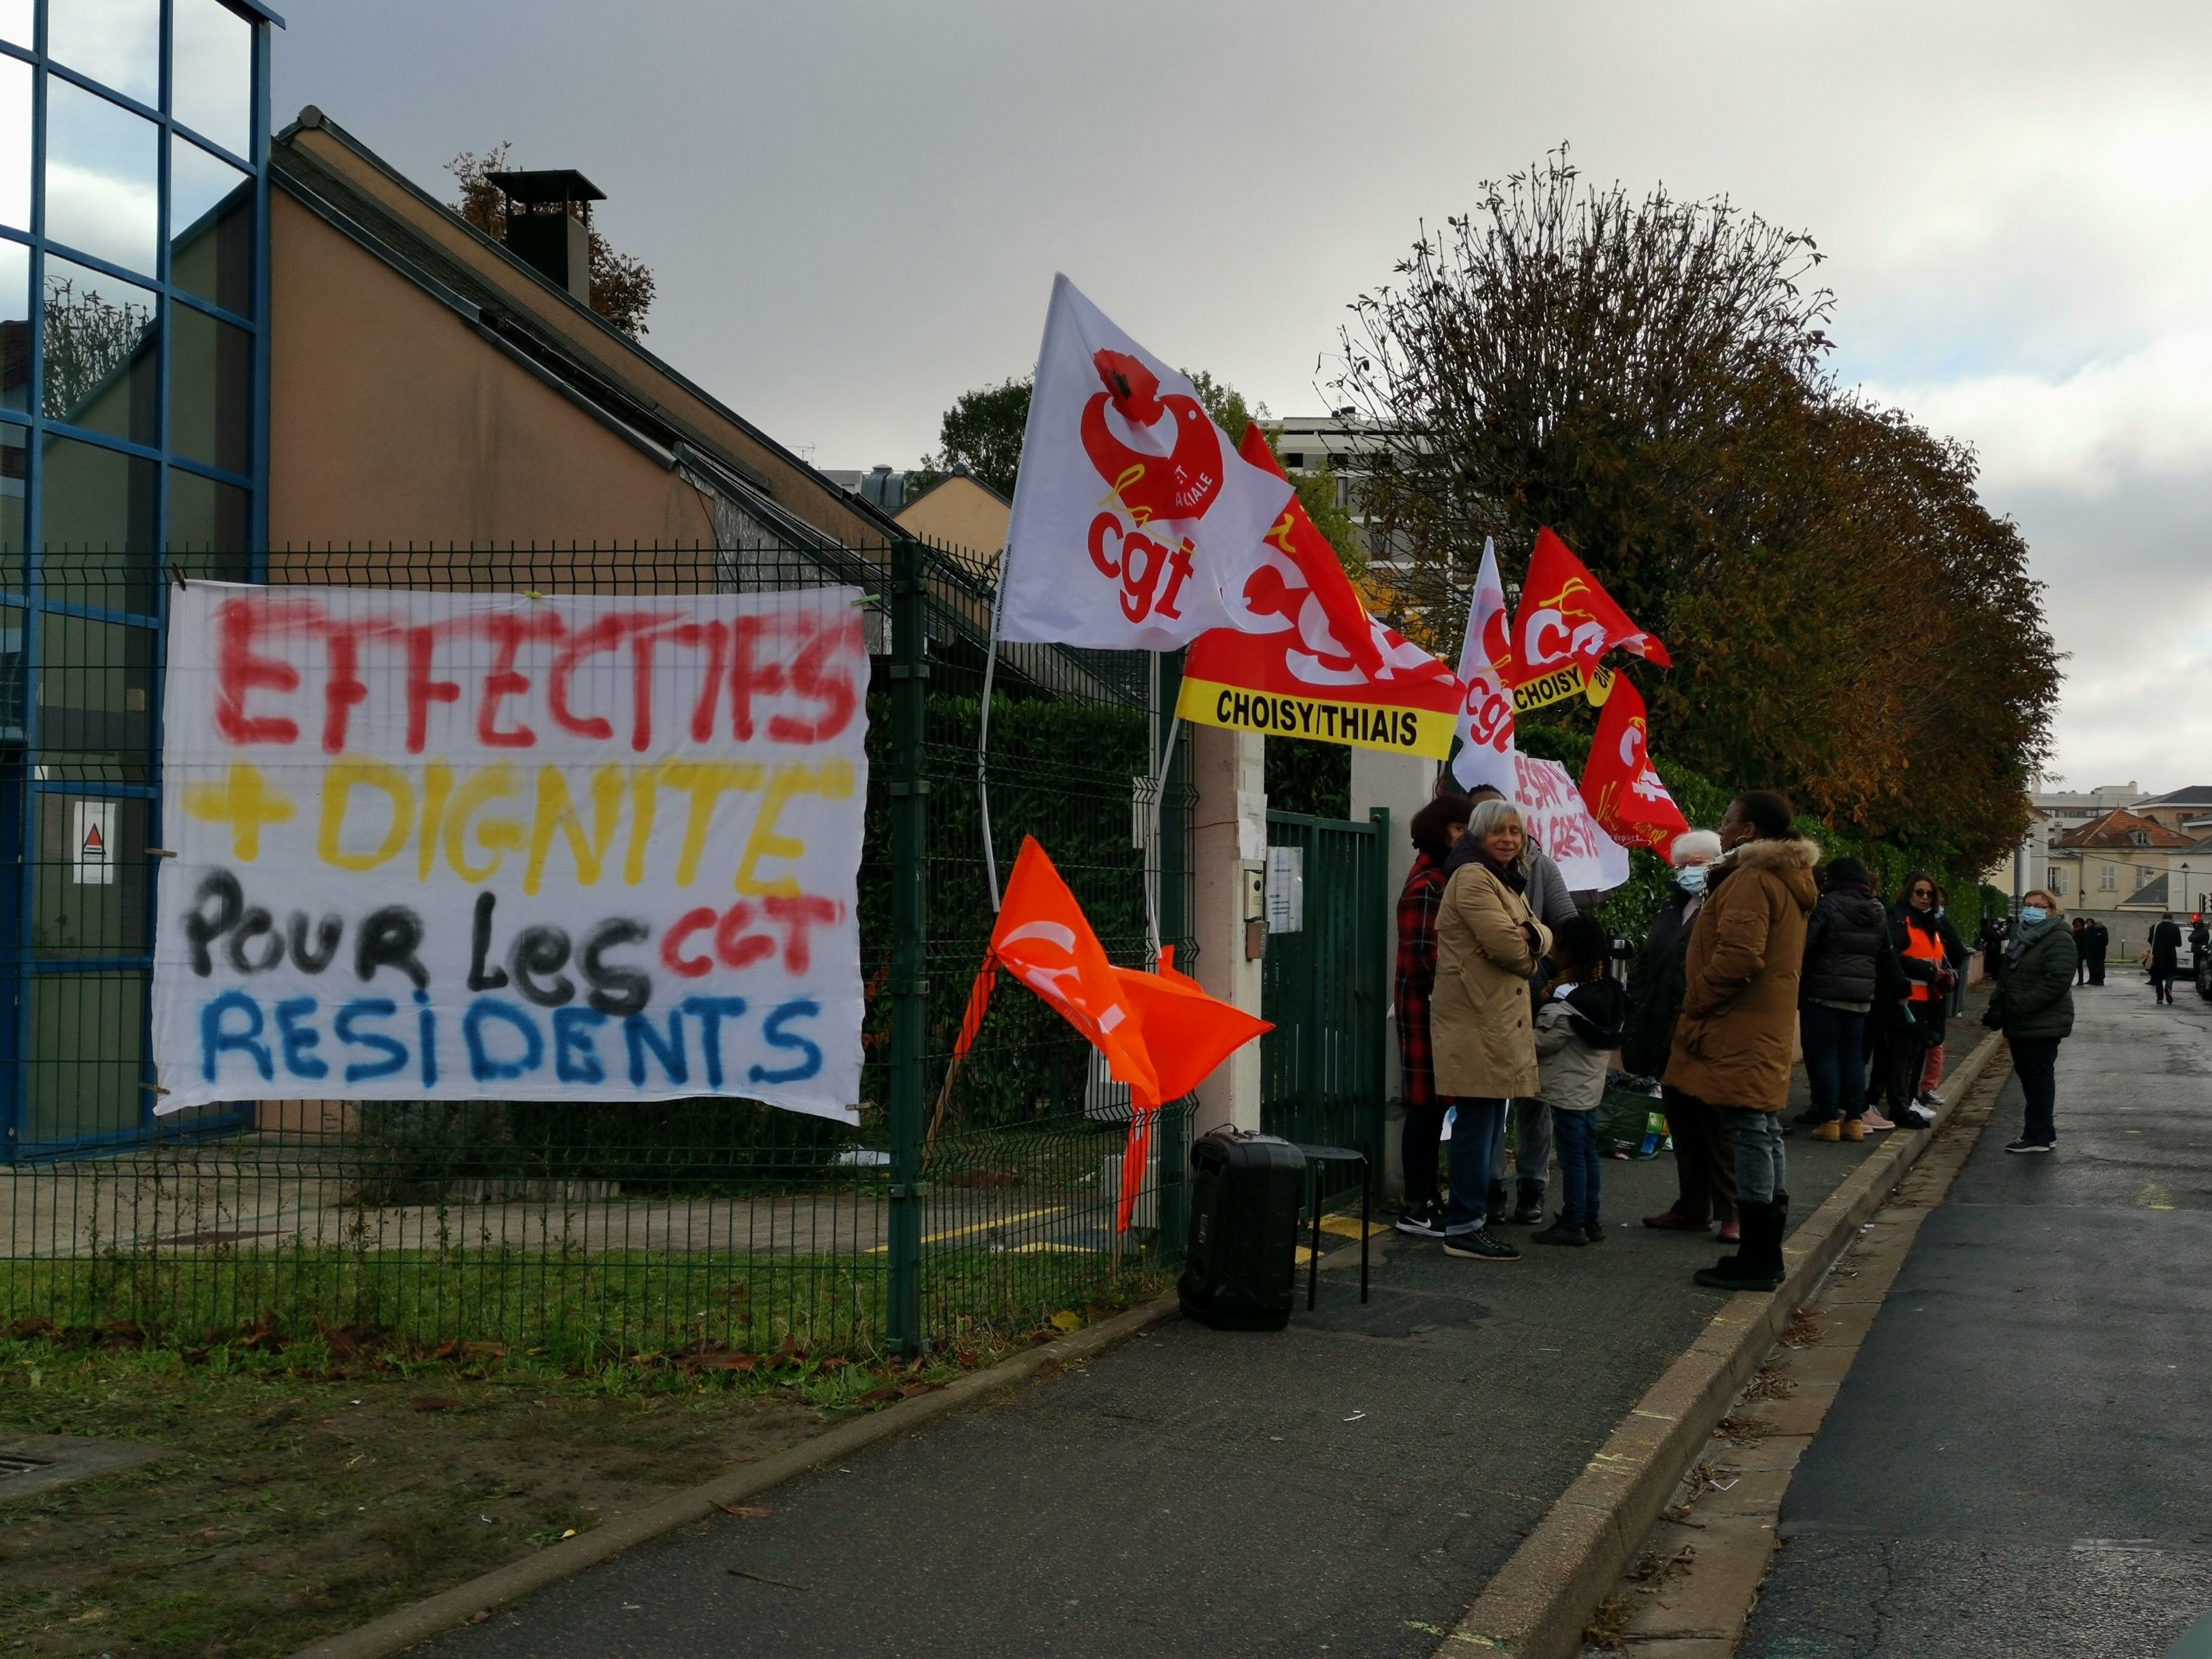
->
<box><xmin>886</xmin><ymin>539</ymin><xmax>929</xmax><ymax>1356</ymax></box>
<box><xmin>1368</xmin><ymin>806</ymin><xmax>1391</xmax><ymax>1170</ymax></box>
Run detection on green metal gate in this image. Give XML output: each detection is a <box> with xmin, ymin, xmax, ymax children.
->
<box><xmin>1259</xmin><ymin>808</ymin><xmax>1389</xmax><ymax>1173</ymax></box>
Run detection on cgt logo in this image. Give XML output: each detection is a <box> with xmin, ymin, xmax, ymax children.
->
<box><xmin>1517</xmin><ymin>576</ymin><xmax>1617</xmax><ymax>673</ymax></box>
<box><xmin>1081</xmin><ymin>350</ymin><xmax>1216</xmax><ymax>625</ymax></box>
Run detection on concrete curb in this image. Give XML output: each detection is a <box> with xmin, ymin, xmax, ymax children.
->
<box><xmin>291</xmin><ymin>1294</ymin><xmax>1183</xmax><ymax>1659</ymax></box>
<box><xmin>1436</xmin><ymin>1028</ymin><xmax>2007</xmax><ymax>1659</ymax></box>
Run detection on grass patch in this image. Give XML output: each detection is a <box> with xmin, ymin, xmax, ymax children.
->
<box><xmin>0</xmin><ymin>1265</ymin><xmax>1170</xmax><ymax>1657</ymax></box>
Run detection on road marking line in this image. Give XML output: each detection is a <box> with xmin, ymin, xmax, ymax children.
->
<box><xmin>864</xmin><ymin>1207</ymin><xmax>1066</xmax><ymax>1253</ymax></box>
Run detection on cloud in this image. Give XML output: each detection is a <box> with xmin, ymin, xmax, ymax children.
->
<box><xmin>1862</xmin><ymin>330</ymin><xmax>2212</xmax><ymax>498</ymax></box>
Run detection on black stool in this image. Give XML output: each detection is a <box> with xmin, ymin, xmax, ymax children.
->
<box><xmin>1293</xmin><ymin>1144</ymin><xmax>1370</xmax><ymax>1309</ymax></box>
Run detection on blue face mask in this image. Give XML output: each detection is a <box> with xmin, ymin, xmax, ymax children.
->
<box><xmin>2019</xmin><ymin>905</ymin><xmax>2048</xmax><ymax>925</ymax></box>
<box><xmin>1676</xmin><ymin>864</ymin><xmax>1708</xmax><ymax>895</ymax></box>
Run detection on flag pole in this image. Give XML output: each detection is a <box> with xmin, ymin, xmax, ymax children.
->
<box><xmin>977</xmin><ymin>541</ymin><xmax>1008</xmax><ymax>910</ymax></box>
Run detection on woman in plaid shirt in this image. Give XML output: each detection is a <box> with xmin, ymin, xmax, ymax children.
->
<box><xmin>1394</xmin><ymin>796</ymin><xmax>1473</xmax><ymax>1236</ymax></box>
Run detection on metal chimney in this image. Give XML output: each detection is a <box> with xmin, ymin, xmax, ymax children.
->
<box><xmin>485</xmin><ymin>168</ymin><xmax>605</xmax><ymax>304</ymax></box>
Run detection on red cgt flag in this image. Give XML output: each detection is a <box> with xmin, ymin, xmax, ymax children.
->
<box><xmin>1507</xmin><ymin>528</ymin><xmax>1672</xmax><ymax>688</ymax></box>
<box><xmin>1581</xmin><ymin>674</ymin><xmax>1691</xmax><ymax>861</ymax></box>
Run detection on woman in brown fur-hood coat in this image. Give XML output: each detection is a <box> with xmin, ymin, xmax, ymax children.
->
<box><xmin>1664</xmin><ymin>829</ymin><xmax>1822</xmax><ymax>1111</ymax></box>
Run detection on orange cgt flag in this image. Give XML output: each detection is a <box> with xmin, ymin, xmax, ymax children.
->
<box><xmin>989</xmin><ymin>841</ymin><xmax>1271</xmax><ymax>1232</ymax></box>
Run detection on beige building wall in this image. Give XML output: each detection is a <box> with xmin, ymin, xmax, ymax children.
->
<box><xmin>267</xmin><ymin>194</ymin><xmax>718</xmax><ymax>550</ymax></box>
<box><xmin>896</xmin><ymin>477</ymin><xmax>1009</xmax><ymax>563</ymax></box>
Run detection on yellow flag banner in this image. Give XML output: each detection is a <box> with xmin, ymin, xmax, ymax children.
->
<box><xmin>1177</xmin><ymin>674</ymin><xmax>1460</xmax><ymax>758</ymax></box>
<box><xmin>1512</xmin><ymin>662</ymin><xmax>1616</xmax><ymax>716</ymax></box>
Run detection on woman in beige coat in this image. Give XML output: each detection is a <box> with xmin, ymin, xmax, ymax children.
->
<box><xmin>1431</xmin><ymin>798</ymin><xmax>1554</xmax><ymax>1262</ymax></box>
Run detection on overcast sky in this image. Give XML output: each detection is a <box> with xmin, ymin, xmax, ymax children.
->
<box><xmin>272</xmin><ymin>1</ymin><xmax>2212</xmax><ymax>797</ymax></box>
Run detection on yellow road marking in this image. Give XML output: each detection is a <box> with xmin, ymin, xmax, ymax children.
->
<box><xmin>865</xmin><ymin>1206</ymin><xmax>1065</xmax><ymax>1253</ymax></box>
<box><xmin>2141</xmin><ymin>1183</ymin><xmax>2176</xmax><ymax>1212</ymax></box>
<box><xmin>1319</xmin><ymin>1215</ymin><xmax>1388</xmax><ymax>1239</ymax></box>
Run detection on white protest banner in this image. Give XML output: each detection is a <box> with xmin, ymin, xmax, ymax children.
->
<box><xmin>152</xmin><ymin>583</ymin><xmax>868</xmax><ymax>1124</ymax></box>
<box><xmin>1513</xmin><ymin>753</ymin><xmax>1631</xmax><ymax>896</ymax></box>
<box><xmin>999</xmin><ymin>275</ymin><xmax>1293</xmax><ymax>650</ymax></box>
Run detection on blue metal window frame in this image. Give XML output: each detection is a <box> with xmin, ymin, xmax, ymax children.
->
<box><xmin>0</xmin><ymin>0</ymin><xmax>278</xmax><ymax>1162</ymax></box>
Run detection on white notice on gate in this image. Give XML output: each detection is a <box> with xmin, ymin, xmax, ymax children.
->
<box><xmin>72</xmin><ymin>799</ymin><xmax>114</xmax><ymax>885</ymax></box>
<box><xmin>150</xmin><ymin>583</ymin><xmax>870</xmax><ymax>1123</ymax></box>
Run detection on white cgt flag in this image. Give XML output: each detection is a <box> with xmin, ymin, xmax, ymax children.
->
<box><xmin>999</xmin><ymin>275</ymin><xmax>1294</xmax><ymax>651</ymax></box>
<box><xmin>1450</xmin><ymin>538</ymin><xmax>1519</xmax><ymax>797</ymax></box>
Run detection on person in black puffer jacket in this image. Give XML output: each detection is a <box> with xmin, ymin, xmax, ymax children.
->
<box><xmin>1797</xmin><ymin>857</ymin><xmax>1895</xmax><ymax>1139</ymax></box>
<box><xmin>1626</xmin><ymin>830</ymin><xmax>1734</xmax><ymax>1235</ymax></box>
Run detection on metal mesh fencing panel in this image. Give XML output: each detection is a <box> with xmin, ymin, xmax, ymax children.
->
<box><xmin>0</xmin><ymin>541</ymin><xmax>1192</xmax><ymax>1366</ymax></box>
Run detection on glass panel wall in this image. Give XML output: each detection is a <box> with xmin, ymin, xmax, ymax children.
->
<box><xmin>41</xmin><ymin>253</ymin><xmax>156</xmax><ymax>442</ymax></box>
<box><xmin>47</xmin><ymin>0</ymin><xmax>159</xmax><ymax>109</ymax></box>
<box><xmin>43</xmin><ymin>78</ymin><xmax>161</xmax><ymax>274</ymax></box>
<box><xmin>1</xmin><ymin>0</ymin><xmax>269</xmax><ymax>1156</ymax></box>
<box><xmin>0</xmin><ymin>54</ymin><xmax>27</xmax><ymax>229</ymax></box>
<box><xmin>169</xmin><ymin>136</ymin><xmax>252</xmax><ymax>313</ymax></box>
<box><xmin>171</xmin><ymin>0</ymin><xmax>250</xmax><ymax>158</ymax></box>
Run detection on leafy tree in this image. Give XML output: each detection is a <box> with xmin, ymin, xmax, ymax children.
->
<box><xmin>448</xmin><ymin>144</ymin><xmax>657</xmax><ymax>338</ymax></box>
<box><xmin>1328</xmin><ymin>147</ymin><xmax>2057</xmax><ymax>874</ymax></box>
<box><xmin>907</xmin><ymin>377</ymin><xmax>1031</xmax><ymax>500</ymax></box>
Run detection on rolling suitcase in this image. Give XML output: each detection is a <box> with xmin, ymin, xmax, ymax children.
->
<box><xmin>1178</xmin><ymin>1131</ymin><xmax>1305</xmax><ymax>1330</ymax></box>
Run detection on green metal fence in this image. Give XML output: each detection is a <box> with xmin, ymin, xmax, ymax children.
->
<box><xmin>0</xmin><ymin>540</ymin><xmax>1195</xmax><ymax>1364</ymax></box>
<box><xmin>1259</xmin><ymin>808</ymin><xmax>1389</xmax><ymax>1185</ymax></box>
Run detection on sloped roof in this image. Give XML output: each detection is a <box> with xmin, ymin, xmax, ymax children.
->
<box><xmin>2118</xmin><ymin>873</ymin><xmax>2173</xmax><ymax>909</ymax></box>
<box><xmin>2054</xmin><ymin>808</ymin><xmax>2195</xmax><ymax>850</ymax></box>
<box><xmin>2135</xmin><ymin>784</ymin><xmax>2212</xmax><ymax>808</ymax></box>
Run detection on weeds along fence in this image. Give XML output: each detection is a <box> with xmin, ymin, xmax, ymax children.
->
<box><xmin>0</xmin><ymin>541</ymin><xmax>1195</xmax><ymax>1362</ymax></box>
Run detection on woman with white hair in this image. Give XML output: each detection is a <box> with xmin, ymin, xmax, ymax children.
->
<box><xmin>1429</xmin><ymin>797</ymin><xmax>1554</xmax><ymax>1261</ymax></box>
<box><xmin>1624</xmin><ymin>828</ymin><xmax>1739</xmax><ymax>1239</ymax></box>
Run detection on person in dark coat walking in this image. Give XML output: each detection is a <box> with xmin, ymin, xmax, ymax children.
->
<box><xmin>1797</xmin><ymin>856</ymin><xmax>1889</xmax><ymax>1140</ymax></box>
<box><xmin>2071</xmin><ymin>917</ymin><xmax>2089</xmax><ymax>985</ymax></box>
<box><xmin>1983</xmin><ymin>889</ymin><xmax>2076</xmax><ymax>1152</ymax></box>
<box><xmin>2084</xmin><ymin>917</ymin><xmax>2108</xmax><ymax>985</ymax></box>
<box><xmin>1626</xmin><ymin>830</ymin><xmax>1731</xmax><ymax>1236</ymax></box>
<box><xmin>2150</xmin><ymin>913</ymin><xmax>2184</xmax><ymax>1004</ymax></box>
<box><xmin>1392</xmin><ymin>795</ymin><xmax>1473</xmax><ymax>1236</ymax></box>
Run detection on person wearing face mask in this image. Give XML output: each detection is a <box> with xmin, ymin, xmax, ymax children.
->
<box><xmin>1626</xmin><ymin>830</ymin><xmax>1739</xmax><ymax>1237</ymax></box>
<box><xmin>1665</xmin><ymin>791</ymin><xmax>1820</xmax><ymax>1293</ymax></box>
<box><xmin>1982</xmin><ymin>890</ymin><xmax>2076</xmax><ymax>1153</ymax></box>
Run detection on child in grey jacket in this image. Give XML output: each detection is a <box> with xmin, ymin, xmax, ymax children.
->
<box><xmin>1530</xmin><ymin>915</ymin><xmax>1626</xmax><ymax>1247</ymax></box>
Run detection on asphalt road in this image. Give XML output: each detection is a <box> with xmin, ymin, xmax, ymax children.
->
<box><xmin>1743</xmin><ymin>976</ymin><xmax>2212</xmax><ymax>1658</ymax></box>
<box><xmin>424</xmin><ymin>1075</ymin><xmax>1891</xmax><ymax>1659</ymax></box>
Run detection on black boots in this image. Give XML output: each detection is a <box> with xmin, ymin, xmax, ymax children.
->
<box><xmin>1694</xmin><ymin>1198</ymin><xmax>1786</xmax><ymax>1292</ymax></box>
<box><xmin>1511</xmin><ymin>1179</ymin><xmax>1547</xmax><ymax>1225</ymax></box>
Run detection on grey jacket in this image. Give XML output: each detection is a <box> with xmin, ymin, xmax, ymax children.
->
<box><xmin>1533</xmin><ymin>998</ymin><xmax>1611</xmax><ymax>1112</ymax></box>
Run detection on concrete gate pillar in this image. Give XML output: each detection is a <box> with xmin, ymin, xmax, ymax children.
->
<box><xmin>1351</xmin><ymin>749</ymin><xmax>1439</xmax><ymax>1199</ymax></box>
<box><xmin>1188</xmin><ymin>723</ymin><xmax>1266</xmax><ymax>1135</ymax></box>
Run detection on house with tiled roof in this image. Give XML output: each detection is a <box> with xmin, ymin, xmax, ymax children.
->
<box><xmin>2044</xmin><ymin>808</ymin><xmax>2211</xmax><ymax>957</ymax></box>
